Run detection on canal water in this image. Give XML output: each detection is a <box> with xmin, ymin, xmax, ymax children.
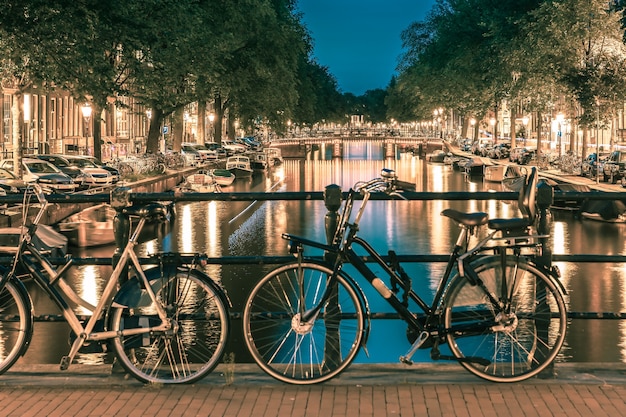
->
<box><xmin>17</xmin><ymin>142</ymin><xmax>626</xmax><ymax>366</ymax></box>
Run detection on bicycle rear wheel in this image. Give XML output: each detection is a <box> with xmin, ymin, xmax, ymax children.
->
<box><xmin>443</xmin><ymin>256</ymin><xmax>567</xmax><ymax>382</ymax></box>
<box><xmin>0</xmin><ymin>278</ymin><xmax>32</xmax><ymax>374</ymax></box>
<box><xmin>243</xmin><ymin>261</ymin><xmax>365</xmax><ymax>384</ymax></box>
<box><xmin>109</xmin><ymin>269</ymin><xmax>229</xmax><ymax>384</ymax></box>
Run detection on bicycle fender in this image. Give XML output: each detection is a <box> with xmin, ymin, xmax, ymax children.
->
<box><xmin>112</xmin><ymin>266</ymin><xmax>231</xmax><ymax>309</ymax></box>
<box><xmin>530</xmin><ymin>260</ymin><xmax>568</xmax><ymax>296</ymax></box>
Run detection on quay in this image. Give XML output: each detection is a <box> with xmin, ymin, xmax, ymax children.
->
<box><xmin>0</xmin><ymin>363</ymin><xmax>625</xmax><ymax>416</ymax></box>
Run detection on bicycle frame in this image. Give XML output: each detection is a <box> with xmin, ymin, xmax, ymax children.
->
<box><xmin>3</xmin><ymin>199</ymin><xmax>172</xmax><ymax>369</ymax></box>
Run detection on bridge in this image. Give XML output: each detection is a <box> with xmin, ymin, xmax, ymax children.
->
<box><xmin>269</xmin><ymin>135</ymin><xmax>443</xmax><ymax>158</ymax></box>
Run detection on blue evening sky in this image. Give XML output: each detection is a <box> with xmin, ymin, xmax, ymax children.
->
<box><xmin>297</xmin><ymin>0</ymin><xmax>436</xmax><ymax>95</ymax></box>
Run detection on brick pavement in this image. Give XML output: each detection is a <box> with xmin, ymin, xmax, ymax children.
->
<box><xmin>0</xmin><ymin>363</ymin><xmax>624</xmax><ymax>417</ymax></box>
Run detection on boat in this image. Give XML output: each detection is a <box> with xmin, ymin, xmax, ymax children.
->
<box><xmin>464</xmin><ymin>157</ymin><xmax>486</xmax><ymax>176</ymax></box>
<box><xmin>264</xmin><ymin>147</ymin><xmax>283</xmax><ymax>166</ymax></box>
<box><xmin>485</xmin><ymin>164</ymin><xmax>524</xmax><ymax>183</ymax></box>
<box><xmin>226</xmin><ymin>155</ymin><xmax>253</xmax><ymax>178</ymax></box>
<box><xmin>57</xmin><ymin>204</ymin><xmax>116</xmax><ymax>247</ymax></box>
<box><xmin>580</xmin><ymin>199</ymin><xmax>626</xmax><ymax>223</ymax></box>
<box><xmin>57</xmin><ymin>202</ymin><xmax>174</xmax><ymax>247</ymax></box>
<box><xmin>249</xmin><ymin>152</ymin><xmax>269</xmax><ymax>171</ymax></box>
<box><xmin>484</xmin><ymin>165</ymin><xmax>507</xmax><ymax>182</ymax></box>
<box><xmin>211</xmin><ymin>168</ymin><xmax>235</xmax><ymax>186</ymax></box>
<box><xmin>181</xmin><ymin>171</ymin><xmax>221</xmax><ymax>193</ymax></box>
<box><xmin>427</xmin><ymin>150</ymin><xmax>446</xmax><ymax>163</ymax></box>
<box><xmin>0</xmin><ymin>224</ymin><xmax>67</xmax><ymax>257</ymax></box>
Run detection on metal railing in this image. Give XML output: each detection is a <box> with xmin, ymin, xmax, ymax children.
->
<box><xmin>2</xmin><ymin>187</ymin><xmax>626</xmax><ymax>321</ymax></box>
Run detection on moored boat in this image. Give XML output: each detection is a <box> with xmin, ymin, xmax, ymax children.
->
<box><xmin>211</xmin><ymin>168</ymin><xmax>235</xmax><ymax>186</ymax></box>
<box><xmin>264</xmin><ymin>147</ymin><xmax>283</xmax><ymax>166</ymax></box>
<box><xmin>226</xmin><ymin>155</ymin><xmax>253</xmax><ymax>178</ymax></box>
<box><xmin>57</xmin><ymin>204</ymin><xmax>116</xmax><ymax>247</ymax></box>
<box><xmin>249</xmin><ymin>152</ymin><xmax>269</xmax><ymax>171</ymax></box>
<box><xmin>464</xmin><ymin>157</ymin><xmax>486</xmax><ymax>176</ymax></box>
<box><xmin>182</xmin><ymin>171</ymin><xmax>220</xmax><ymax>193</ymax></box>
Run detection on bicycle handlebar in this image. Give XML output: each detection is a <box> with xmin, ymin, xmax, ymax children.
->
<box><xmin>353</xmin><ymin>168</ymin><xmax>408</xmax><ymax>200</ymax></box>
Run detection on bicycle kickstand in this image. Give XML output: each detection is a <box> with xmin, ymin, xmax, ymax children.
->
<box><xmin>399</xmin><ymin>331</ymin><xmax>429</xmax><ymax>365</ymax></box>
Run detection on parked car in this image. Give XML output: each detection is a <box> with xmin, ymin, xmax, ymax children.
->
<box><xmin>509</xmin><ymin>147</ymin><xmax>527</xmax><ymax>163</ymax></box>
<box><xmin>33</xmin><ymin>154</ymin><xmax>114</xmax><ymax>189</ymax></box>
<box><xmin>602</xmin><ymin>150</ymin><xmax>626</xmax><ymax>183</ymax></box>
<box><xmin>581</xmin><ymin>153</ymin><xmax>607</xmax><ymax>178</ymax></box>
<box><xmin>180</xmin><ymin>144</ymin><xmax>204</xmax><ymax>166</ymax></box>
<box><xmin>0</xmin><ymin>158</ymin><xmax>77</xmax><ymax>193</ymax></box>
<box><xmin>488</xmin><ymin>143</ymin><xmax>510</xmax><ymax>159</ymax></box>
<box><xmin>61</xmin><ymin>155</ymin><xmax>116</xmax><ymax>188</ymax></box>
<box><xmin>221</xmin><ymin>140</ymin><xmax>247</xmax><ymax>155</ymax></box>
<box><xmin>184</xmin><ymin>142</ymin><xmax>218</xmax><ymax>161</ymax></box>
<box><xmin>205</xmin><ymin>142</ymin><xmax>228</xmax><ymax>159</ymax></box>
<box><xmin>518</xmin><ymin>148</ymin><xmax>536</xmax><ymax>165</ymax></box>
<box><xmin>81</xmin><ymin>156</ymin><xmax>121</xmax><ymax>183</ymax></box>
<box><xmin>237</xmin><ymin>136</ymin><xmax>262</xmax><ymax>151</ymax></box>
<box><xmin>28</xmin><ymin>154</ymin><xmax>83</xmax><ymax>181</ymax></box>
<box><xmin>0</xmin><ymin>167</ymin><xmax>30</xmax><ymax>196</ymax></box>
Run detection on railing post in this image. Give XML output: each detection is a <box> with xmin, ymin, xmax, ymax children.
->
<box><xmin>323</xmin><ymin>184</ymin><xmax>342</xmax><ymax>368</ymax></box>
<box><xmin>535</xmin><ymin>180</ymin><xmax>555</xmax><ymax>378</ymax></box>
<box><xmin>536</xmin><ymin>180</ymin><xmax>554</xmax><ymax>269</ymax></box>
<box><xmin>110</xmin><ymin>186</ymin><xmax>132</xmax><ymax>284</ymax></box>
<box><xmin>324</xmin><ymin>184</ymin><xmax>342</xmax><ymax>256</ymax></box>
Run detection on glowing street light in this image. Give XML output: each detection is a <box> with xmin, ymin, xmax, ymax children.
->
<box><xmin>556</xmin><ymin>113</ymin><xmax>564</xmax><ymax>157</ymax></box>
<box><xmin>208</xmin><ymin>112</ymin><xmax>216</xmax><ymax>142</ymax></box>
<box><xmin>469</xmin><ymin>118</ymin><xmax>476</xmax><ymax>141</ymax></box>
<box><xmin>81</xmin><ymin>103</ymin><xmax>92</xmax><ymax>155</ymax></box>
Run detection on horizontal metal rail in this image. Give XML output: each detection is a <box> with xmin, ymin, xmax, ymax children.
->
<box><xmin>2</xmin><ymin>189</ymin><xmax>626</xmax><ymax>204</ymax></box>
<box><xmin>2</xmin><ymin>189</ymin><xmax>625</xmax><ymax>322</ymax></box>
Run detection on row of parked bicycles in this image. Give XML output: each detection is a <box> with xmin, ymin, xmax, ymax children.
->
<box><xmin>0</xmin><ymin>166</ymin><xmax>567</xmax><ymax>385</ymax></box>
<box><xmin>107</xmin><ymin>152</ymin><xmax>188</xmax><ymax>177</ymax></box>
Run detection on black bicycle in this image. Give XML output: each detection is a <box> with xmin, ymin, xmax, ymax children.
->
<box><xmin>243</xmin><ymin>167</ymin><xmax>567</xmax><ymax>384</ymax></box>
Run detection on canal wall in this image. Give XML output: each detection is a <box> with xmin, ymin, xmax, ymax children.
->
<box><xmin>0</xmin><ymin>168</ymin><xmax>191</xmax><ymax>228</ymax></box>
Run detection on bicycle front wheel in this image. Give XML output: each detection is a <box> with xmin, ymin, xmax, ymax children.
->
<box><xmin>109</xmin><ymin>269</ymin><xmax>230</xmax><ymax>384</ymax></box>
<box><xmin>443</xmin><ymin>256</ymin><xmax>567</xmax><ymax>382</ymax></box>
<box><xmin>243</xmin><ymin>261</ymin><xmax>365</xmax><ymax>384</ymax></box>
<box><xmin>0</xmin><ymin>278</ymin><xmax>32</xmax><ymax>374</ymax></box>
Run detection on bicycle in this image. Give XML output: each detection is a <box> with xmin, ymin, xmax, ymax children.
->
<box><xmin>0</xmin><ymin>185</ymin><xmax>231</xmax><ymax>384</ymax></box>
<box><xmin>243</xmin><ymin>166</ymin><xmax>567</xmax><ymax>384</ymax></box>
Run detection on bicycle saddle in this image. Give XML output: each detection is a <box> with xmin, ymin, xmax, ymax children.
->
<box><xmin>441</xmin><ymin>209</ymin><xmax>488</xmax><ymax>227</ymax></box>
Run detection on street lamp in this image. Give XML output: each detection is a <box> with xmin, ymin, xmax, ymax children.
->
<box><xmin>81</xmin><ymin>103</ymin><xmax>92</xmax><ymax>156</ymax></box>
<box><xmin>469</xmin><ymin>118</ymin><xmax>476</xmax><ymax>142</ymax></box>
<box><xmin>208</xmin><ymin>112</ymin><xmax>215</xmax><ymax>142</ymax></box>
<box><xmin>490</xmin><ymin>118</ymin><xmax>496</xmax><ymax>143</ymax></box>
<box><xmin>522</xmin><ymin>116</ymin><xmax>529</xmax><ymax>146</ymax></box>
<box><xmin>556</xmin><ymin>113</ymin><xmax>564</xmax><ymax>157</ymax></box>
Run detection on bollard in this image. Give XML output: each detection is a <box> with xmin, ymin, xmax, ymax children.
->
<box><xmin>323</xmin><ymin>184</ymin><xmax>342</xmax><ymax>368</ymax></box>
<box><xmin>110</xmin><ymin>186</ymin><xmax>132</xmax><ymax>284</ymax></box>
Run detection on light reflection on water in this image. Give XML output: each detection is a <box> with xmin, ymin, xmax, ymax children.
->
<box><xmin>15</xmin><ymin>142</ymin><xmax>626</xmax><ymax>365</ymax></box>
